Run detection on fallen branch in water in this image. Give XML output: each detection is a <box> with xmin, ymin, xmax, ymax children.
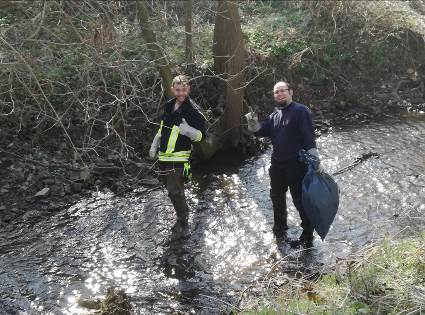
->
<box><xmin>332</xmin><ymin>152</ymin><xmax>380</xmax><ymax>176</ymax></box>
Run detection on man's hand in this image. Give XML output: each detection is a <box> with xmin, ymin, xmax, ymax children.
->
<box><xmin>178</xmin><ymin>118</ymin><xmax>202</xmax><ymax>142</ymax></box>
<box><xmin>149</xmin><ymin>133</ymin><xmax>161</xmax><ymax>159</ymax></box>
<box><xmin>315</xmin><ymin>160</ymin><xmax>324</xmax><ymax>173</ymax></box>
<box><xmin>308</xmin><ymin>148</ymin><xmax>324</xmax><ymax>173</ymax></box>
<box><xmin>245</xmin><ymin>112</ymin><xmax>261</xmax><ymax>132</ymax></box>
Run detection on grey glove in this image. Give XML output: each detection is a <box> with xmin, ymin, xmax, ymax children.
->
<box><xmin>178</xmin><ymin>118</ymin><xmax>202</xmax><ymax>142</ymax></box>
<box><xmin>149</xmin><ymin>133</ymin><xmax>161</xmax><ymax>159</ymax></box>
<box><xmin>245</xmin><ymin>112</ymin><xmax>261</xmax><ymax>132</ymax></box>
<box><xmin>308</xmin><ymin>148</ymin><xmax>324</xmax><ymax>173</ymax></box>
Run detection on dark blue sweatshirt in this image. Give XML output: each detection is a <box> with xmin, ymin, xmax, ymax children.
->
<box><xmin>255</xmin><ymin>102</ymin><xmax>316</xmax><ymax>163</ymax></box>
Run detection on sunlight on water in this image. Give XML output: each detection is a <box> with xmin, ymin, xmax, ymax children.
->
<box><xmin>62</xmin><ymin>241</ymin><xmax>139</xmax><ymax>314</ymax></box>
<box><xmin>0</xmin><ymin>116</ymin><xmax>424</xmax><ymax>314</ymax></box>
<box><xmin>202</xmin><ymin>172</ymin><xmax>280</xmax><ymax>284</ymax></box>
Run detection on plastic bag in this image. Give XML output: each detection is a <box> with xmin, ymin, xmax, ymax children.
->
<box><xmin>299</xmin><ymin>150</ymin><xmax>339</xmax><ymax>240</ymax></box>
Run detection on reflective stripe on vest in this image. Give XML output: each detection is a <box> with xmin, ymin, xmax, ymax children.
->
<box><xmin>158</xmin><ymin>150</ymin><xmax>191</xmax><ymax>162</ymax></box>
<box><xmin>165</xmin><ymin>125</ymin><xmax>179</xmax><ymax>154</ymax></box>
<box><xmin>160</xmin><ymin>125</ymin><xmax>191</xmax><ymax>162</ymax></box>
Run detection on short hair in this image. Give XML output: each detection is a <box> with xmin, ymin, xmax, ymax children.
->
<box><xmin>274</xmin><ymin>81</ymin><xmax>292</xmax><ymax>90</ymax></box>
<box><xmin>172</xmin><ymin>75</ymin><xmax>190</xmax><ymax>86</ymax></box>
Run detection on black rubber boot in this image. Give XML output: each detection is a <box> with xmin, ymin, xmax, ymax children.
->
<box><xmin>270</xmin><ymin>189</ymin><xmax>289</xmax><ymax>239</ymax></box>
<box><xmin>290</xmin><ymin>230</ymin><xmax>314</xmax><ymax>248</ymax></box>
<box><xmin>165</xmin><ymin>166</ymin><xmax>189</xmax><ymax>227</ymax></box>
<box><xmin>170</xmin><ymin>195</ymin><xmax>188</xmax><ymax>225</ymax></box>
<box><xmin>272</xmin><ymin>225</ymin><xmax>288</xmax><ymax>240</ymax></box>
<box><xmin>170</xmin><ymin>221</ymin><xmax>190</xmax><ymax>241</ymax></box>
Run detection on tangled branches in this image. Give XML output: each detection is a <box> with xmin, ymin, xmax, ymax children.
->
<box><xmin>0</xmin><ymin>1</ymin><xmax>166</xmax><ymax>165</ymax></box>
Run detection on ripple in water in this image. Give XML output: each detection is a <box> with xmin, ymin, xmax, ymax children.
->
<box><xmin>0</xmin><ymin>115</ymin><xmax>424</xmax><ymax>314</ymax></box>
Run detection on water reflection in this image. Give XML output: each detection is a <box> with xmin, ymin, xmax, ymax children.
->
<box><xmin>0</xmin><ymin>115</ymin><xmax>424</xmax><ymax>313</ymax></box>
<box><xmin>160</xmin><ymin>223</ymin><xmax>198</xmax><ymax>313</ymax></box>
<box><xmin>63</xmin><ymin>242</ymin><xmax>140</xmax><ymax>314</ymax></box>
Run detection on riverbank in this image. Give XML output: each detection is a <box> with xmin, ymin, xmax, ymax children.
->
<box><xmin>241</xmin><ymin>232</ymin><xmax>425</xmax><ymax>314</ymax></box>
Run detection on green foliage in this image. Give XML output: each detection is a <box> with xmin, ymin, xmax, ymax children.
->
<box><xmin>119</xmin><ymin>39</ymin><xmax>148</xmax><ymax>60</ymax></box>
<box><xmin>244</xmin><ymin>234</ymin><xmax>425</xmax><ymax>315</ymax></box>
<box><xmin>49</xmin><ymin>53</ymin><xmax>81</xmax><ymax>81</ymax></box>
<box><xmin>245</xmin><ymin>27</ymin><xmax>311</xmax><ymax>59</ymax></box>
<box><xmin>241</xmin><ymin>0</ymin><xmax>425</xmax><ymax>106</ymax></box>
<box><xmin>2</xmin><ymin>0</ymin><xmax>425</xmax><ymax>158</ymax></box>
<box><xmin>0</xmin><ymin>13</ymin><xmax>15</xmax><ymax>26</ymax></box>
<box><xmin>240</xmin><ymin>2</ymin><xmax>311</xmax><ymax>29</ymax></box>
<box><xmin>157</xmin><ymin>22</ymin><xmax>214</xmax><ymax>67</ymax></box>
<box><xmin>239</xmin><ymin>1</ymin><xmax>279</xmax><ymax>18</ymax></box>
<box><xmin>195</xmin><ymin>24</ymin><xmax>215</xmax><ymax>68</ymax></box>
<box><xmin>243</xmin><ymin>6</ymin><xmax>312</xmax><ymax>59</ymax></box>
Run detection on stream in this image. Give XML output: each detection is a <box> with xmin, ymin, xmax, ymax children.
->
<box><xmin>1</xmin><ymin>113</ymin><xmax>424</xmax><ymax>314</ymax></box>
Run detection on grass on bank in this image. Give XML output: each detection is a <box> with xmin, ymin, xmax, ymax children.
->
<box><xmin>243</xmin><ymin>233</ymin><xmax>425</xmax><ymax>315</ymax></box>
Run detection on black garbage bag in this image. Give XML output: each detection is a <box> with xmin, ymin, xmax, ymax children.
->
<box><xmin>299</xmin><ymin>150</ymin><xmax>339</xmax><ymax>240</ymax></box>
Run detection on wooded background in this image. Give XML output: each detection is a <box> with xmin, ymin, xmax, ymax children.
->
<box><xmin>1</xmin><ymin>0</ymin><xmax>424</xmax><ymax>166</ymax></box>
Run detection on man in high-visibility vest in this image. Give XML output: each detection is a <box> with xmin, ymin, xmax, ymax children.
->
<box><xmin>149</xmin><ymin>75</ymin><xmax>206</xmax><ymax>234</ymax></box>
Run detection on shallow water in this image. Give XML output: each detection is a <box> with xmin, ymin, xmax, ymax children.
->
<box><xmin>1</xmin><ymin>114</ymin><xmax>424</xmax><ymax>314</ymax></box>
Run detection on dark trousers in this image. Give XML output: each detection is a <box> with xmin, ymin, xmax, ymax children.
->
<box><xmin>159</xmin><ymin>162</ymin><xmax>189</xmax><ymax>225</ymax></box>
<box><xmin>269</xmin><ymin>158</ymin><xmax>313</xmax><ymax>235</ymax></box>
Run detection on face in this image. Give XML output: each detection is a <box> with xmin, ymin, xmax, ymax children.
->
<box><xmin>273</xmin><ymin>82</ymin><xmax>293</xmax><ymax>105</ymax></box>
<box><xmin>171</xmin><ymin>83</ymin><xmax>190</xmax><ymax>103</ymax></box>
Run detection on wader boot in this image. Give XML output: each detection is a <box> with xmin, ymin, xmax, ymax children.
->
<box><xmin>169</xmin><ymin>196</ymin><xmax>189</xmax><ymax>240</ymax></box>
<box><xmin>290</xmin><ymin>230</ymin><xmax>314</xmax><ymax>248</ymax></box>
<box><xmin>170</xmin><ymin>195</ymin><xmax>189</xmax><ymax>227</ymax></box>
<box><xmin>296</xmin><ymin>209</ymin><xmax>314</xmax><ymax>248</ymax></box>
<box><xmin>289</xmin><ymin>176</ymin><xmax>314</xmax><ymax>248</ymax></box>
<box><xmin>269</xmin><ymin>162</ymin><xmax>291</xmax><ymax>240</ymax></box>
<box><xmin>165</xmin><ymin>166</ymin><xmax>189</xmax><ymax>225</ymax></box>
<box><xmin>163</xmin><ymin>164</ymin><xmax>190</xmax><ymax>239</ymax></box>
<box><xmin>269</xmin><ymin>158</ymin><xmax>313</xmax><ymax>244</ymax></box>
<box><xmin>270</xmin><ymin>189</ymin><xmax>289</xmax><ymax>239</ymax></box>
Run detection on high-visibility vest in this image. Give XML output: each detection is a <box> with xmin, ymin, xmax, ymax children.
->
<box><xmin>157</xmin><ymin>98</ymin><xmax>205</xmax><ymax>163</ymax></box>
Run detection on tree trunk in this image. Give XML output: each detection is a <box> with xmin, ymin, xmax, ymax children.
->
<box><xmin>213</xmin><ymin>0</ymin><xmax>246</xmax><ymax>148</ymax></box>
<box><xmin>185</xmin><ymin>0</ymin><xmax>193</xmax><ymax>64</ymax></box>
<box><xmin>136</xmin><ymin>0</ymin><xmax>172</xmax><ymax>98</ymax></box>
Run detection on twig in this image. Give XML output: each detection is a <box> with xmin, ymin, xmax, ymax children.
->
<box><xmin>198</xmin><ymin>294</ymin><xmax>241</xmax><ymax>313</ymax></box>
<box><xmin>0</xmin><ymin>35</ymin><xmax>81</xmax><ymax>163</ymax></box>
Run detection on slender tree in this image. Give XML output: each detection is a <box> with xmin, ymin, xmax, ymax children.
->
<box><xmin>213</xmin><ymin>0</ymin><xmax>246</xmax><ymax>148</ymax></box>
<box><xmin>136</xmin><ymin>0</ymin><xmax>172</xmax><ymax>98</ymax></box>
<box><xmin>185</xmin><ymin>0</ymin><xmax>193</xmax><ymax>64</ymax></box>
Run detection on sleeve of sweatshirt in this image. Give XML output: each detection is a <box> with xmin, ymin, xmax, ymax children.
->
<box><xmin>298</xmin><ymin>107</ymin><xmax>316</xmax><ymax>150</ymax></box>
<box><xmin>254</xmin><ymin>115</ymin><xmax>272</xmax><ymax>138</ymax></box>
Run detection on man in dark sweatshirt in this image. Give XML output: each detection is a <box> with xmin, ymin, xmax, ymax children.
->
<box><xmin>245</xmin><ymin>81</ymin><xmax>322</xmax><ymax>247</ymax></box>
